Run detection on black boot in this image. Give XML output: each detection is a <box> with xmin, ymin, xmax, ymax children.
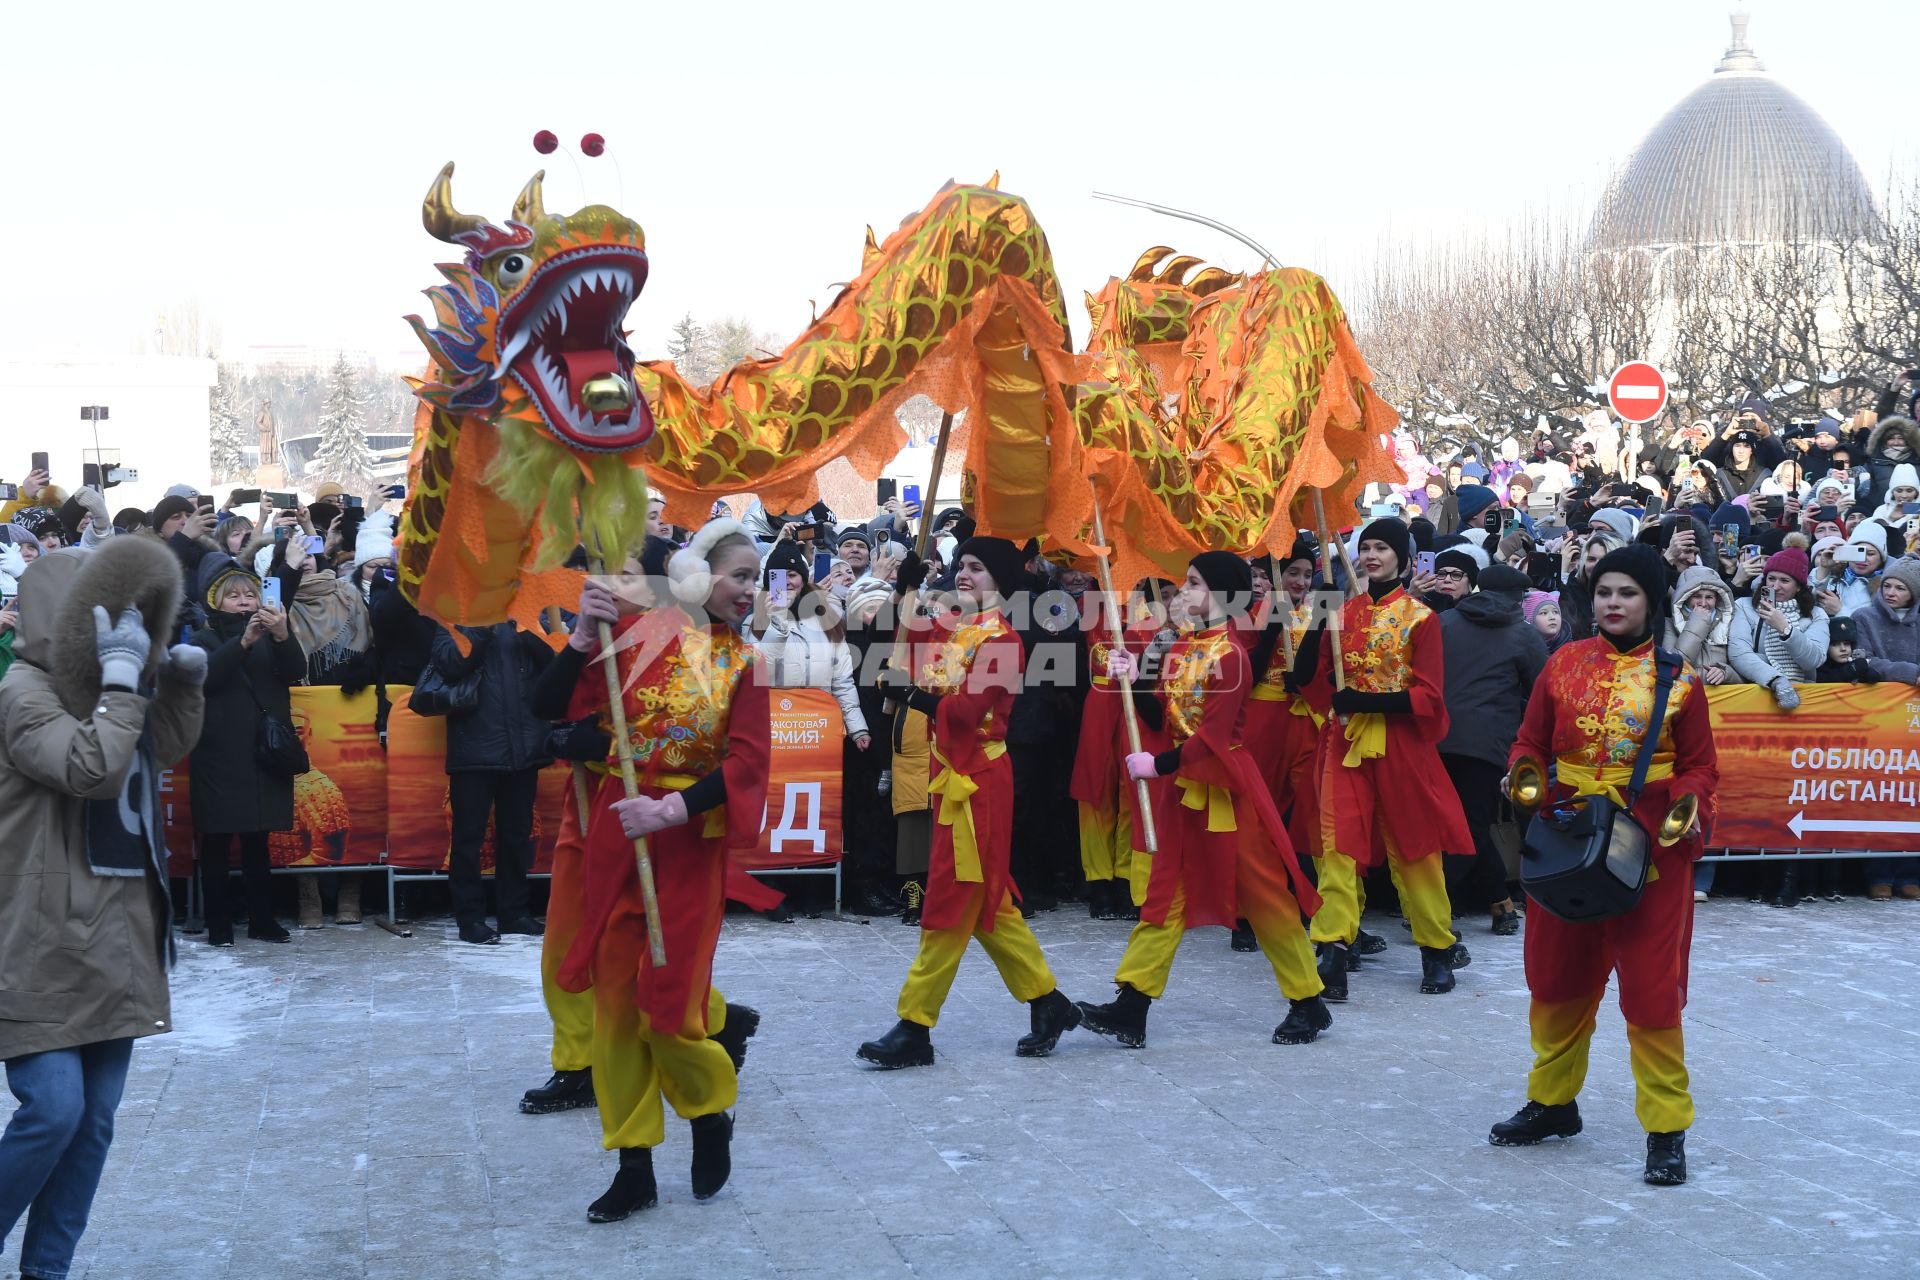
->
<box><xmin>1354</xmin><ymin>928</ymin><xmax>1387</xmax><ymax>955</ymax></box>
<box><xmin>1272</xmin><ymin>996</ymin><xmax>1333</xmax><ymax>1045</ymax></box>
<box><xmin>1448</xmin><ymin>934</ymin><xmax>1472</xmax><ymax>969</ymax></box>
<box><xmin>1770</xmin><ymin>868</ymin><xmax>1799</xmax><ymax>909</ymax></box>
<box><xmin>1419</xmin><ymin>946</ymin><xmax>1456</xmax><ymax>993</ymax></box>
<box><xmin>1230</xmin><ymin>920</ymin><xmax>1258</xmax><ymax>952</ymax></box>
<box><xmin>846</xmin><ymin>882</ymin><xmax>903</xmax><ymax>917</ymax></box>
<box><xmin>1315</xmin><ymin>942</ymin><xmax>1349</xmax><ymax>1003</ymax></box>
<box><xmin>1086</xmin><ymin>880</ymin><xmax>1112</xmax><ymax>920</ymax></box>
<box><xmin>1489</xmin><ymin>1099</ymin><xmax>1582</xmax><ymax>1146</ymax></box>
<box><xmin>1490</xmin><ymin>901</ymin><xmax>1520</xmax><ymax>936</ymax></box>
<box><xmin>898</xmin><ymin>880</ymin><xmax>924</xmax><ymax>926</ymax></box>
<box><xmin>711</xmin><ymin>1003</ymin><xmax>761</xmax><ymax>1073</ymax></box>
<box><xmin>587</xmin><ymin>1147</ymin><xmax>657</xmax><ymax>1222</ymax></box>
<box><xmin>690</xmin><ymin>1112</ymin><xmax>734</xmax><ymax>1200</ymax></box>
<box><xmin>1016</xmin><ymin>989</ymin><xmax>1082</xmax><ymax>1057</ymax></box>
<box><xmin>457</xmin><ymin>919</ymin><xmax>501</xmax><ymax>945</ymax></box>
<box><xmin>856</xmin><ymin>1019</ymin><xmax>934</xmax><ymax>1069</ymax></box>
<box><xmin>1074</xmin><ymin>984</ymin><xmax>1151</xmax><ymax>1048</ymax></box>
<box><xmin>519</xmin><ymin>1068</ymin><xmax>594</xmax><ymax>1115</ymax></box>
<box><xmin>1644</xmin><ymin>1130</ymin><xmax>1687</xmax><ymax>1185</ymax></box>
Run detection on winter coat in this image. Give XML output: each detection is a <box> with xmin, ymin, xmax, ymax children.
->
<box><xmin>0</xmin><ymin>538</ymin><xmax>204</xmax><ymax>1060</ymax></box>
<box><xmin>1850</xmin><ymin>596</ymin><xmax>1920</xmax><ymax>683</ymax></box>
<box><xmin>368</xmin><ymin>574</ymin><xmax>433</xmax><ymax>688</ymax></box>
<box><xmin>1436</xmin><ymin>586</ymin><xmax>1549</xmax><ymax>768</ymax></box>
<box><xmin>189</xmin><ymin>605</ymin><xmax>306</xmax><ymax>835</ymax></box>
<box><xmin>428</xmin><ymin>622</ymin><xmax>556</xmax><ymax>774</ymax></box>
<box><xmin>1727</xmin><ymin>596</ymin><xmax>1828</xmax><ymax>688</ymax></box>
<box><xmin>1663</xmin><ymin>564</ymin><xmax>1740</xmax><ymax>680</ymax></box>
<box><xmin>1860</xmin><ymin>416</ymin><xmax>1920</xmax><ymax>512</ymax></box>
<box><xmin>753</xmin><ymin>608</ymin><xmax>867</xmax><ymax>737</ymax></box>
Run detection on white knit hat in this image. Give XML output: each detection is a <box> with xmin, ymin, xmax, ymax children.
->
<box><xmin>1888</xmin><ymin>463</ymin><xmax>1920</xmax><ymax>495</ymax></box>
<box><xmin>352</xmin><ymin>510</ymin><xmax>396</xmax><ymax>572</ymax></box>
<box><xmin>1850</xmin><ymin>521</ymin><xmax>1889</xmax><ymax>556</ymax></box>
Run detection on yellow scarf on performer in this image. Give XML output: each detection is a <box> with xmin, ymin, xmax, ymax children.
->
<box><xmin>655</xmin><ymin>774</ymin><xmax>728</xmax><ymax>837</ymax></box>
<box><xmin>1551</xmin><ymin>757</ymin><xmax>1674</xmax><ymax>809</ymax></box>
<box><xmin>1176</xmin><ymin>776</ymin><xmax>1236</xmax><ymax>832</ymax></box>
<box><xmin>929</xmin><ymin>740</ymin><xmax>1006</xmax><ymax>882</ymax></box>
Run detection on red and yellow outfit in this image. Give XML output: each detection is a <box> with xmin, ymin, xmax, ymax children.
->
<box><xmin>539</xmin><ymin>778</ymin><xmax>594</xmax><ymax>1073</ymax></box>
<box><xmin>555</xmin><ymin>613</ymin><xmax>774</xmax><ymax>1151</ymax></box>
<box><xmin>1303</xmin><ymin>587</ymin><xmax>1470</xmax><ymax>950</ymax></box>
<box><xmin>1240</xmin><ymin>598</ymin><xmax>1324</xmax><ymax>855</ymax></box>
<box><xmin>1069</xmin><ymin>611</ymin><xmax>1164</xmax><ymax>905</ymax></box>
<box><xmin>895</xmin><ymin>609</ymin><xmax>1059</xmax><ymax>1026</ymax></box>
<box><xmin>1112</xmin><ymin>626</ymin><xmax>1323</xmax><ymax>999</ymax></box>
<box><xmin>1510</xmin><ymin>637</ymin><xmax>1718</xmax><ymax>1133</ymax></box>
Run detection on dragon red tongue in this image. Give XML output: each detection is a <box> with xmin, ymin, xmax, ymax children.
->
<box><xmin>560</xmin><ymin>349</ymin><xmax>619</xmax><ymax>407</ymax></box>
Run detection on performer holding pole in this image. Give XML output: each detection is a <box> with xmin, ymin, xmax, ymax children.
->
<box><xmin>857</xmin><ymin>536</ymin><xmax>1084</xmax><ymax>1068</ymax></box>
<box><xmin>553</xmin><ymin>519</ymin><xmax>775</xmax><ymax>1221</ymax></box>
<box><xmin>1294</xmin><ymin>514</ymin><xmax>1471</xmax><ymax>1000</ymax></box>
<box><xmin>1077</xmin><ymin>552</ymin><xmax>1330</xmax><ymax>1048</ymax></box>
<box><xmin>1489</xmin><ymin>544</ymin><xmax>1716</xmax><ymax>1187</ymax></box>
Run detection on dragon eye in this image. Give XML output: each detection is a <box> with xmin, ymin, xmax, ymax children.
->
<box><xmin>496</xmin><ymin>254</ymin><xmax>531</xmax><ymax>287</ymax></box>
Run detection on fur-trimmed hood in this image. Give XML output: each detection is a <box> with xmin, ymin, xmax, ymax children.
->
<box><xmin>1867</xmin><ymin>415</ymin><xmax>1920</xmax><ymax>459</ymax></box>
<box><xmin>14</xmin><ymin>536</ymin><xmax>183</xmax><ymax>714</ymax></box>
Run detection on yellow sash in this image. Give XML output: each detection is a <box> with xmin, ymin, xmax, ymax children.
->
<box><xmin>929</xmin><ymin>740</ymin><xmax>1007</xmax><ymax>883</ymax></box>
<box><xmin>1341</xmin><ymin>712</ymin><xmax>1388</xmax><ymax>767</ymax></box>
<box><xmin>1288</xmin><ymin>695</ymin><xmax>1324</xmax><ymax>728</ymax></box>
<box><xmin>1551</xmin><ymin>757</ymin><xmax>1675</xmax><ymax>809</ymax></box>
<box><xmin>653</xmin><ymin>772</ymin><xmax>728</xmax><ymax>838</ymax></box>
<box><xmin>1175</xmin><ymin>776</ymin><xmax>1237</xmax><ymax>832</ymax></box>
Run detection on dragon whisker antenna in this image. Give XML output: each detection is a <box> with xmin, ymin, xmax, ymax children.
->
<box><xmin>1091</xmin><ymin>191</ymin><xmax>1280</xmax><ymax>270</ymax></box>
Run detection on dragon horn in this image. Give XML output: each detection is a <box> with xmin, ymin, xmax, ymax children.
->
<box><xmin>423</xmin><ymin>162</ymin><xmax>488</xmax><ymax>244</ymax></box>
<box><xmin>513</xmin><ymin>170</ymin><xmax>547</xmax><ymax>223</ymax></box>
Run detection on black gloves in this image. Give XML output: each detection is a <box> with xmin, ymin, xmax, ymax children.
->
<box><xmin>896</xmin><ymin>548</ymin><xmax>929</xmax><ymax>595</ymax></box>
<box><xmin>1291</xmin><ymin>626</ymin><xmax>1322</xmax><ymax>688</ymax></box>
<box><xmin>1851</xmin><ymin>656</ymin><xmax>1879</xmax><ymax>683</ymax></box>
<box><xmin>877</xmin><ymin>666</ymin><xmax>941</xmax><ymax>717</ymax></box>
<box><xmin>546</xmin><ymin>719</ymin><xmax>613</xmax><ymax>762</ymax></box>
<box><xmin>1330</xmin><ymin>687</ymin><xmax>1413</xmax><ymax>716</ymax></box>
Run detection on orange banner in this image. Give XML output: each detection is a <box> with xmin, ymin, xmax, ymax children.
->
<box><xmin>161</xmin><ymin>685</ymin><xmax>847</xmax><ymax>875</ymax></box>
<box><xmin>1707</xmin><ymin>683</ymin><xmax>1920</xmax><ymax>852</ymax></box>
<box><xmin>741</xmin><ymin>687</ymin><xmax>846</xmax><ymax>870</ymax></box>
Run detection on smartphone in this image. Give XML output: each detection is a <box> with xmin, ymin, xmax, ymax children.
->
<box><xmin>876</xmin><ymin>477</ymin><xmax>898</xmax><ymax>506</ymax></box>
<box><xmin>903</xmin><ymin>483</ymin><xmax>922</xmax><ymax>508</ymax></box>
<box><xmin>767</xmin><ymin>568</ymin><xmax>791</xmax><ymax>609</ymax></box>
<box><xmin>193</xmin><ymin>494</ymin><xmax>215</xmax><ymax>512</ymax></box>
<box><xmin>1742</xmin><ymin>544</ymin><xmax>1761</xmax><ymax>560</ymax></box>
<box><xmin>178</xmin><ymin>623</ymin><xmax>191</xmax><ymax>645</ymax></box>
<box><xmin>1502</xmin><ymin>509</ymin><xmax>1521</xmax><ymax>537</ymax></box>
<box><xmin>1412</xmin><ymin>551</ymin><xmax>1436</xmax><ymax>577</ymax></box>
<box><xmin>1764</xmin><ymin>496</ymin><xmax>1785</xmax><ymax>522</ymax></box>
<box><xmin>383</xmin><ymin>483</ymin><xmax>407</xmax><ymax>502</ymax></box>
<box><xmin>874</xmin><ymin>528</ymin><xmax>891</xmax><ymax>546</ymax></box>
<box><xmin>342</xmin><ymin>494</ymin><xmax>364</xmax><ymax>510</ymax></box>
<box><xmin>1368</xmin><ymin>503</ymin><xmax>1396</xmax><ymax>518</ymax></box>
<box><xmin>0</xmin><ymin>483</ymin><xmax>16</xmax><ymax>502</ymax></box>
<box><xmin>793</xmin><ymin>524</ymin><xmax>817</xmax><ymax>543</ymax></box>
<box><xmin>30</xmin><ymin>451</ymin><xmax>48</xmax><ymax>474</ymax></box>
<box><xmin>230</xmin><ymin>487</ymin><xmax>262</xmax><ymax>506</ymax></box>
<box><xmin>1644</xmin><ymin>493</ymin><xmax>1665</xmax><ymax>518</ymax></box>
<box><xmin>1815</xmin><ymin>505</ymin><xmax>1841</xmax><ymax>523</ymax></box>
<box><xmin>812</xmin><ymin>551</ymin><xmax>832</xmax><ymax>581</ymax></box>
<box><xmin>260</xmin><ymin>577</ymin><xmax>283</xmax><ymax>609</ymax></box>
<box><xmin>1901</xmin><ymin>502</ymin><xmax>1920</xmax><ymax>516</ymax></box>
<box><xmin>266</xmin><ymin>491</ymin><xmax>297</xmax><ymax>508</ymax></box>
<box><xmin>303</xmin><ymin>535</ymin><xmax>324</xmax><ymax>555</ymax></box>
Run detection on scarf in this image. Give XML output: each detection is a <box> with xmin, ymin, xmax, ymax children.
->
<box><xmin>289</xmin><ymin>569</ymin><xmax>372</xmax><ymax>680</ymax></box>
<box><xmin>84</xmin><ymin>710</ymin><xmax>166</xmax><ymax>881</ymax></box>
<box><xmin>1759</xmin><ymin>595</ymin><xmax>1807</xmax><ymax>680</ymax></box>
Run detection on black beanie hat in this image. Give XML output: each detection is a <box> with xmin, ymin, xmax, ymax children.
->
<box><xmin>1281</xmin><ymin>536</ymin><xmax>1316</xmax><ymax>570</ymax></box>
<box><xmin>1357</xmin><ymin>518</ymin><xmax>1411</xmax><ymax>574</ymax></box>
<box><xmin>1478</xmin><ymin>564</ymin><xmax>1531</xmax><ymax>595</ymax></box>
<box><xmin>113</xmin><ymin>507</ymin><xmax>149</xmax><ymax>533</ymax></box>
<box><xmin>1434</xmin><ymin>547</ymin><xmax>1482</xmax><ymax>589</ymax></box>
<box><xmin>638</xmin><ymin>534</ymin><xmax>676</xmax><ymax>580</ymax></box>
<box><xmin>954</xmin><ymin>535</ymin><xmax>1024</xmax><ymax>597</ymax></box>
<box><xmin>764</xmin><ymin>539</ymin><xmax>811</xmax><ymax>584</ymax></box>
<box><xmin>1191</xmin><ymin>550</ymin><xmax>1253</xmax><ymax>600</ymax></box>
<box><xmin>151</xmin><ymin>494</ymin><xmax>194</xmax><ymax>529</ymax></box>
<box><xmin>1590</xmin><ymin>544</ymin><xmax>1668</xmax><ymax>644</ymax></box>
<box><xmin>1408</xmin><ymin>516</ymin><xmax>1437</xmax><ymax>553</ymax></box>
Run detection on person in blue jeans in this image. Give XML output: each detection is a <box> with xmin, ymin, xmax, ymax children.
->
<box><xmin>0</xmin><ymin>538</ymin><xmax>207</xmax><ymax>1279</ymax></box>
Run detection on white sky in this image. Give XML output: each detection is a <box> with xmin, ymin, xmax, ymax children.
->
<box><xmin>2</xmin><ymin>0</ymin><xmax>1910</xmax><ymax>367</ymax></box>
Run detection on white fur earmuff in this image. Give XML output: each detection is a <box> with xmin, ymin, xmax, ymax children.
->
<box><xmin>667</xmin><ymin>517</ymin><xmax>751</xmax><ymax>605</ymax></box>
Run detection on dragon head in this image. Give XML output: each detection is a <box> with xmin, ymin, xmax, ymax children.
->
<box><xmin>406</xmin><ymin>162</ymin><xmax>654</xmax><ymax>452</ymax></box>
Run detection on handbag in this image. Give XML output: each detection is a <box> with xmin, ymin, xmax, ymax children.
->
<box><xmin>242</xmin><ymin>674</ymin><xmax>310</xmax><ymax>779</ymax></box>
<box><xmin>410</xmin><ymin>663</ymin><xmax>481</xmax><ymax>717</ymax></box>
<box><xmin>1520</xmin><ymin>648</ymin><xmax>1682</xmax><ymax>923</ymax></box>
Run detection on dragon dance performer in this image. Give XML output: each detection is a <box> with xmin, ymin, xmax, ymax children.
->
<box><xmin>1295</xmin><ymin>518</ymin><xmax>1472</xmax><ymax>1000</ymax></box>
<box><xmin>1490</xmin><ymin>544</ymin><xmax>1718</xmax><ymax>1187</ymax></box>
<box><xmin>1076</xmin><ymin>552</ymin><xmax>1333</xmax><ymax>1047</ymax></box>
<box><xmin>1068</xmin><ymin>584</ymin><xmax>1165</xmax><ymax>919</ymax></box>
<box><xmin>518</xmin><ymin>537</ymin><xmax>760</xmax><ymax>1118</ymax></box>
<box><xmin>1242</xmin><ymin>541</ymin><xmax>1325</xmax><ymax>858</ymax></box>
<box><xmin>857</xmin><ymin>536</ymin><xmax>1083</xmax><ymax>1068</ymax></box>
<box><xmin>553</xmin><ymin>519</ymin><xmax>777</xmax><ymax>1222</ymax></box>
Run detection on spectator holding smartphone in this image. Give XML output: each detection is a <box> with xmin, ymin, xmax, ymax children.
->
<box><xmin>1728</xmin><ymin>549</ymin><xmax>1826</xmax><ymax>710</ymax></box>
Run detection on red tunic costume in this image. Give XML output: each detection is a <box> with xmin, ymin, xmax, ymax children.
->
<box><xmin>1509</xmin><ymin>637</ymin><xmax>1719</xmax><ymax>1133</ymax></box>
<box><xmin>1240</xmin><ymin>597</ymin><xmax>1323</xmax><ymax>853</ymax></box>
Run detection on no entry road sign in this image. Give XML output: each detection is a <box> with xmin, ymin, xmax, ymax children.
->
<box><xmin>1608</xmin><ymin>361</ymin><xmax>1669</xmax><ymax>423</ymax></box>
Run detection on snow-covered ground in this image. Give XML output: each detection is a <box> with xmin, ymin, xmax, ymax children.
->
<box><xmin>6</xmin><ymin>898</ymin><xmax>1918</xmax><ymax>1279</ymax></box>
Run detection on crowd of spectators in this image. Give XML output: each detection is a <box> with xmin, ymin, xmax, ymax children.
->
<box><xmin>5</xmin><ymin>379</ymin><xmax>1919</xmax><ymax>949</ymax></box>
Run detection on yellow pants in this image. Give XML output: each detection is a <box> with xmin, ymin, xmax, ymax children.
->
<box><xmin>1078</xmin><ymin>799</ymin><xmax>1151</xmax><ymax>905</ymax></box>
<box><xmin>1115</xmin><ymin>881</ymin><xmax>1322</xmax><ymax>1001</ymax></box>
<box><xmin>593</xmin><ymin>972</ymin><xmax>736</xmax><ymax>1150</ymax></box>
<box><xmin>1311</xmin><ymin>837</ymin><xmax>1453</xmax><ymax>949</ymax></box>
<box><xmin>1527</xmin><ymin>996</ymin><xmax>1693</xmax><ymax>1132</ymax></box>
<box><xmin>897</xmin><ymin>884</ymin><xmax>1056</xmax><ymax>1027</ymax></box>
